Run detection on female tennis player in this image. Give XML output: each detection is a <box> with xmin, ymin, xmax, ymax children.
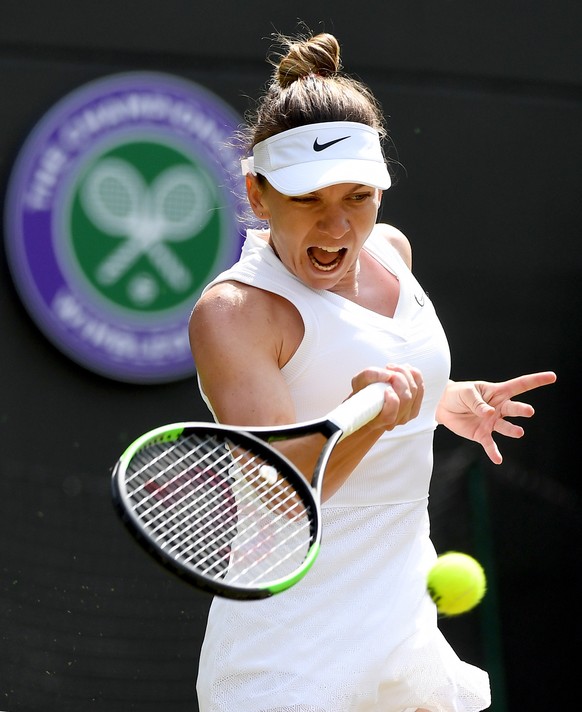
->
<box><xmin>189</xmin><ymin>30</ymin><xmax>556</xmax><ymax>712</ymax></box>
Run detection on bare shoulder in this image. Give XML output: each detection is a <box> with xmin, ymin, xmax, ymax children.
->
<box><xmin>372</xmin><ymin>223</ymin><xmax>413</xmax><ymax>269</ymax></box>
<box><xmin>190</xmin><ymin>280</ymin><xmax>273</xmax><ymax>337</ymax></box>
<box><xmin>190</xmin><ymin>280</ymin><xmax>303</xmax><ymax>369</ymax></box>
<box><xmin>193</xmin><ymin>279</ymin><xmax>252</xmax><ymax>313</ymax></box>
<box><xmin>189</xmin><ymin>280</ymin><xmax>301</xmax><ymax>425</ymax></box>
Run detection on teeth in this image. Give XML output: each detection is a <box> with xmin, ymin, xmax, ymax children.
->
<box><xmin>308</xmin><ymin>246</ymin><xmax>344</xmax><ymax>271</ymax></box>
<box><xmin>309</xmin><ymin>257</ymin><xmax>337</xmax><ymax>271</ymax></box>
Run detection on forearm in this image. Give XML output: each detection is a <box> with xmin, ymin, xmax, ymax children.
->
<box><xmin>274</xmin><ymin>424</ymin><xmax>385</xmax><ymax>502</ymax></box>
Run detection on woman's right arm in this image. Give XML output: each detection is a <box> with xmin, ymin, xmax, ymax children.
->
<box><xmin>189</xmin><ymin>281</ymin><xmax>297</xmax><ymax>428</ymax></box>
<box><xmin>189</xmin><ymin>281</ymin><xmax>424</xmax><ymax>501</ymax></box>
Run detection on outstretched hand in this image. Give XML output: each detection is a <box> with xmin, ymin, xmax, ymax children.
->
<box><xmin>436</xmin><ymin>371</ymin><xmax>557</xmax><ymax>464</ymax></box>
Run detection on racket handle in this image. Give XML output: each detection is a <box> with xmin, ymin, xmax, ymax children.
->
<box><xmin>329</xmin><ymin>382</ymin><xmax>388</xmax><ymax>438</ymax></box>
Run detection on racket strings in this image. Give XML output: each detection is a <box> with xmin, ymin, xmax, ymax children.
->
<box><xmin>128</xmin><ymin>437</ymin><xmax>237</xmax><ymax>576</ymax></box>
<box><xmin>124</xmin><ymin>432</ymin><xmax>314</xmax><ymax>589</ymax></box>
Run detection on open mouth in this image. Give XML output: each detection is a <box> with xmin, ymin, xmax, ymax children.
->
<box><xmin>307</xmin><ymin>246</ymin><xmax>346</xmax><ymax>272</ymax></box>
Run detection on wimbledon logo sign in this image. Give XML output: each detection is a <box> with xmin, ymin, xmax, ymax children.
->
<box><xmin>4</xmin><ymin>72</ymin><xmax>244</xmax><ymax>383</ymax></box>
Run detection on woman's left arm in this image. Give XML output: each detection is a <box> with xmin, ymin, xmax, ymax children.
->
<box><xmin>436</xmin><ymin>371</ymin><xmax>557</xmax><ymax>464</ymax></box>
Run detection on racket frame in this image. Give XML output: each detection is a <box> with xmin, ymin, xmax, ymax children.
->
<box><xmin>112</xmin><ymin>420</ymin><xmax>338</xmax><ymax>599</ymax></box>
<box><xmin>112</xmin><ymin>382</ymin><xmax>387</xmax><ymax>599</ymax></box>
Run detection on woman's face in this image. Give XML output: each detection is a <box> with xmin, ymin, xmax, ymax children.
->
<box><xmin>247</xmin><ymin>177</ymin><xmax>382</xmax><ymax>292</ymax></box>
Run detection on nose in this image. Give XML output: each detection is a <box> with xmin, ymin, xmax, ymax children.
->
<box><xmin>317</xmin><ymin>205</ymin><xmax>349</xmax><ymax>239</ymax></box>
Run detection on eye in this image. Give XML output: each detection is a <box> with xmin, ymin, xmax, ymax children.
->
<box><xmin>290</xmin><ymin>195</ymin><xmax>318</xmax><ymax>204</ymax></box>
<box><xmin>349</xmin><ymin>191</ymin><xmax>373</xmax><ymax>202</ymax></box>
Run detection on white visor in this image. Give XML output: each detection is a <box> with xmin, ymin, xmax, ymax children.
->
<box><xmin>241</xmin><ymin>121</ymin><xmax>391</xmax><ymax>196</ymax></box>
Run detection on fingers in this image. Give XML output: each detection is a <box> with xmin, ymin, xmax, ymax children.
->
<box><xmin>480</xmin><ymin>435</ymin><xmax>503</xmax><ymax>465</ymax></box>
<box><xmin>499</xmin><ymin>399</ymin><xmax>535</xmax><ymax>419</ymax></box>
<box><xmin>479</xmin><ymin>377</ymin><xmax>549</xmax><ymax>462</ymax></box>
<box><xmin>466</xmin><ymin>386</ymin><xmax>496</xmax><ymax>418</ymax></box>
<box><xmin>351</xmin><ymin>364</ymin><xmax>424</xmax><ymax>430</ymax></box>
<box><xmin>493</xmin><ymin>418</ymin><xmax>525</xmax><ymax>439</ymax></box>
<box><xmin>498</xmin><ymin>370</ymin><xmax>557</xmax><ymax>400</ymax></box>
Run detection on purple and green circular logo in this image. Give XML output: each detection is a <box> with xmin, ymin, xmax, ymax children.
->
<box><xmin>4</xmin><ymin>72</ymin><xmax>244</xmax><ymax>383</ymax></box>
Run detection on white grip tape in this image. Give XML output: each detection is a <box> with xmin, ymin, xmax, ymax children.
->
<box><xmin>329</xmin><ymin>382</ymin><xmax>388</xmax><ymax>439</ymax></box>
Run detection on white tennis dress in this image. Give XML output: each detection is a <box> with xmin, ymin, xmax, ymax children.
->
<box><xmin>195</xmin><ymin>227</ymin><xmax>491</xmax><ymax>712</ymax></box>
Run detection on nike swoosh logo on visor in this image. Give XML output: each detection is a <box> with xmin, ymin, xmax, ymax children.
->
<box><xmin>313</xmin><ymin>136</ymin><xmax>351</xmax><ymax>152</ymax></box>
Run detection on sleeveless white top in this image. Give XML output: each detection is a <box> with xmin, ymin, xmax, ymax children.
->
<box><xmin>196</xmin><ymin>227</ymin><xmax>491</xmax><ymax>712</ymax></box>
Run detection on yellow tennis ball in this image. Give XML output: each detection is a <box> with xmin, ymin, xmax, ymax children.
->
<box><xmin>427</xmin><ymin>552</ymin><xmax>487</xmax><ymax>616</ymax></box>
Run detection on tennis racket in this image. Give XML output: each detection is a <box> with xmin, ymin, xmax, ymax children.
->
<box><xmin>111</xmin><ymin>382</ymin><xmax>387</xmax><ymax>600</ymax></box>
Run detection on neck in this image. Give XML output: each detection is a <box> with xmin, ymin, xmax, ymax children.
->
<box><xmin>329</xmin><ymin>257</ymin><xmax>361</xmax><ymax>299</ymax></box>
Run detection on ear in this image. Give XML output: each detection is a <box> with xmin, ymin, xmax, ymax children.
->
<box><xmin>246</xmin><ymin>174</ymin><xmax>270</xmax><ymax>220</ymax></box>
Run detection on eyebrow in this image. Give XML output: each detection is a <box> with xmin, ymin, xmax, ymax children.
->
<box><xmin>298</xmin><ymin>184</ymin><xmax>372</xmax><ymax>197</ymax></box>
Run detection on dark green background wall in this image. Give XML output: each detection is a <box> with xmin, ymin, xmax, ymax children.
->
<box><xmin>1</xmin><ymin>2</ymin><xmax>580</xmax><ymax>710</ymax></box>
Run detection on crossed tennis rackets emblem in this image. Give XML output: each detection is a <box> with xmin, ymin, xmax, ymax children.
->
<box><xmin>81</xmin><ymin>158</ymin><xmax>215</xmax><ymax>292</ymax></box>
